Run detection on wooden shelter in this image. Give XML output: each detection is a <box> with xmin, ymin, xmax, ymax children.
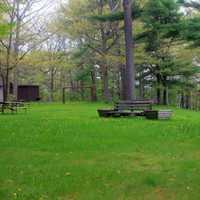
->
<box><xmin>17</xmin><ymin>85</ymin><xmax>40</xmax><ymax>102</ymax></box>
<box><xmin>0</xmin><ymin>85</ymin><xmax>3</xmax><ymax>102</ymax></box>
<box><xmin>0</xmin><ymin>82</ymin><xmax>40</xmax><ymax>102</ymax></box>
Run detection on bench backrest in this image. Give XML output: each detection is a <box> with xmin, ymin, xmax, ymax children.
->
<box><xmin>115</xmin><ymin>100</ymin><xmax>154</xmax><ymax>111</ymax></box>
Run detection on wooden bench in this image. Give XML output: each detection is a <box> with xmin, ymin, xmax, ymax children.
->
<box><xmin>114</xmin><ymin>100</ymin><xmax>153</xmax><ymax>115</ymax></box>
<box><xmin>145</xmin><ymin>110</ymin><xmax>173</xmax><ymax>120</ymax></box>
<box><xmin>98</xmin><ymin>100</ymin><xmax>154</xmax><ymax>117</ymax></box>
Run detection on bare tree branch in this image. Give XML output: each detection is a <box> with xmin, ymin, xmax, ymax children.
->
<box><xmin>0</xmin><ymin>40</ymin><xmax>8</xmax><ymax>49</ymax></box>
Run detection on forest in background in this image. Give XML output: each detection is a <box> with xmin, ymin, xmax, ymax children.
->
<box><xmin>1</xmin><ymin>0</ymin><xmax>200</xmax><ymax>109</ymax></box>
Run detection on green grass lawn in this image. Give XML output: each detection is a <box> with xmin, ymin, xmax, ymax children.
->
<box><xmin>0</xmin><ymin>103</ymin><xmax>200</xmax><ymax>200</ymax></box>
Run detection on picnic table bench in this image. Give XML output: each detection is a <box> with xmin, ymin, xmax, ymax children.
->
<box><xmin>0</xmin><ymin>101</ymin><xmax>28</xmax><ymax>114</ymax></box>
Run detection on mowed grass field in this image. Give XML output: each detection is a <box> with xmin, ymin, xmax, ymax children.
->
<box><xmin>0</xmin><ymin>103</ymin><xmax>200</xmax><ymax>200</ymax></box>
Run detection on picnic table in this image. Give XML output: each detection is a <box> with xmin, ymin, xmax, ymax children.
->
<box><xmin>0</xmin><ymin>101</ymin><xmax>27</xmax><ymax>113</ymax></box>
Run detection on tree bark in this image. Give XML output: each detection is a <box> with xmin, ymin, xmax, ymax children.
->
<box><xmin>180</xmin><ymin>91</ymin><xmax>185</xmax><ymax>108</ymax></box>
<box><xmin>185</xmin><ymin>90</ymin><xmax>191</xmax><ymax>109</ymax></box>
<box><xmin>162</xmin><ymin>77</ymin><xmax>168</xmax><ymax>105</ymax></box>
<box><xmin>98</xmin><ymin>0</ymin><xmax>112</xmax><ymax>102</ymax></box>
<box><xmin>120</xmin><ymin>64</ymin><xmax>126</xmax><ymax>100</ymax></box>
<box><xmin>4</xmin><ymin>69</ymin><xmax>9</xmax><ymax>102</ymax></box>
<box><xmin>123</xmin><ymin>0</ymin><xmax>135</xmax><ymax>100</ymax></box>
<box><xmin>13</xmin><ymin>0</ymin><xmax>21</xmax><ymax>100</ymax></box>
<box><xmin>116</xmin><ymin>70</ymin><xmax>121</xmax><ymax>99</ymax></box>
<box><xmin>49</xmin><ymin>67</ymin><xmax>56</xmax><ymax>102</ymax></box>
<box><xmin>1</xmin><ymin>76</ymin><xmax>6</xmax><ymax>102</ymax></box>
<box><xmin>101</xmin><ymin>65</ymin><xmax>112</xmax><ymax>102</ymax></box>
<box><xmin>90</xmin><ymin>69</ymin><xmax>97</xmax><ymax>101</ymax></box>
<box><xmin>80</xmin><ymin>81</ymin><xmax>85</xmax><ymax>100</ymax></box>
<box><xmin>156</xmin><ymin>74</ymin><xmax>161</xmax><ymax>105</ymax></box>
<box><xmin>163</xmin><ymin>87</ymin><xmax>167</xmax><ymax>105</ymax></box>
<box><xmin>139</xmin><ymin>76</ymin><xmax>145</xmax><ymax>99</ymax></box>
<box><xmin>3</xmin><ymin>1</ymin><xmax>15</xmax><ymax>102</ymax></box>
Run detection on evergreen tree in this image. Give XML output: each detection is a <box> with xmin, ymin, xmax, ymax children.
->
<box><xmin>138</xmin><ymin>0</ymin><xmax>182</xmax><ymax>104</ymax></box>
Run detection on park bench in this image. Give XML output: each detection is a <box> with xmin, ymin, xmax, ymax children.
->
<box><xmin>114</xmin><ymin>100</ymin><xmax>153</xmax><ymax>115</ymax></box>
<box><xmin>98</xmin><ymin>100</ymin><xmax>154</xmax><ymax>117</ymax></box>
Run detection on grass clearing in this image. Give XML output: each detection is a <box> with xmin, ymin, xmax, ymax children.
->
<box><xmin>0</xmin><ymin>102</ymin><xmax>200</xmax><ymax>200</ymax></box>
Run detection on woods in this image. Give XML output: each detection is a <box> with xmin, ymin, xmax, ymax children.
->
<box><xmin>0</xmin><ymin>0</ymin><xmax>200</xmax><ymax>108</ymax></box>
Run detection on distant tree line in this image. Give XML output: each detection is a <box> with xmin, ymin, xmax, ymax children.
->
<box><xmin>1</xmin><ymin>0</ymin><xmax>200</xmax><ymax>110</ymax></box>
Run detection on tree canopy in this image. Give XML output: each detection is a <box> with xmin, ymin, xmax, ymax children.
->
<box><xmin>0</xmin><ymin>0</ymin><xmax>200</xmax><ymax>106</ymax></box>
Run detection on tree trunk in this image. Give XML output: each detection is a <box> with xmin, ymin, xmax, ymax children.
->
<box><xmin>13</xmin><ymin>0</ymin><xmax>20</xmax><ymax>100</ymax></box>
<box><xmin>163</xmin><ymin>85</ymin><xmax>169</xmax><ymax>106</ymax></box>
<box><xmin>120</xmin><ymin>64</ymin><xmax>126</xmax><ymax>100</ymax></box>
<box><xmin>90</xmin><ymin>69</ymin><xmax>97</xmax><ymax>101</ymax></box>
<box><xmin>4</xmin><ymin>69</ymin><xmax>9</xmax><ymax>102</ymax></box>
<box><xmin>157</xmin><ymin>88</ymin><xmax>161</xmax><ymax>105</ymax></box>
<box><xmin>180</xmin><ymin>91</ymin><xmax>185</xmax><ymax>108</ymax></box>
<box><xmin>1</xmin><ymin>76</ymin><xmax>6</xmax><ymax>102</ymax></box>
<box><xmin>163</xmin><ymin>87</ymin><xmax>167</xmax><ymax>105</ymax></box>
<box><xmin>123</xmin><ymin>0</ymin><xmax>135</xmax><ymax>100</ymax></box>
<box><xmin>185</xmin><ymin>90</ymin><xmax>191</xmax><ymax>109</ymax></box>
<box><xmin>101</xmin><ymin>66</ymin><xmax>112</xmax><ymax>102</ymax></box>
<box><xmin>3</xmin><ymin>0</ymin><xmax>15</xmax><ymax>102</ymax></box>
<box><xmin>139</xmin><ymin>76</ymin><xmax>145</xmax><ymax>99</ymax></box>
<box><xmin>68</xmin><ymin>70</ymin><xmax>74</xmax><ymax>100</ymax></box>
<box><xmin>98</xmin><ymin>0</ymin><xmax>112</xmax><ymax>102</ymax></box>
<box><xmin>49</xmin><ymin>67</ymin><xmax>55</xmax><ymax>102</ymax></box>
<box><xmin>111</xmin><ymin>70</ymin><xmax>116</xmax><ymax>99</ymax></box>
<box><xmin>117</xmin><ymin>70</ymin><xmax>121</xmax><ymax>99</ymax></box>
<box><xmin>162</xmin><ymin>78</ymin><xmax>168</xmax><ymax>105</ymax></box>
<box><xmin>156</xmin><ymin>74</ymin><xmax>161</xmax><ymax>105</ymax></box>
<box><xmin>80</xmin><ymin>81</ymin><xmax>85</xmax><ymax>100</ymax></box>
<box><xmin>113</xmin><ymin>22</ymin><xmax>125</xmax><ymax>100</ymax></box>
